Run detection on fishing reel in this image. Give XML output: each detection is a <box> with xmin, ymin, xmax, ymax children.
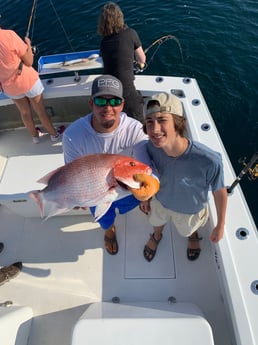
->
<box><xmin>227</xmin><ymin>152</ymin><xmax>258</xmax><ymax>194</ymax></box>
<box><xmin>133</xmin><ymin>61</ymin><xmax>147</xmax><ymax>74</ymax></box>
<box><xmin>238</xmin><ymin>157</ymin><xmax>258</xmax><ymax>181</ymax></box>
<box><xmin>32</xmin><ymin>45</ymin><xmax>38</xmax><ymax>55</ymax></box>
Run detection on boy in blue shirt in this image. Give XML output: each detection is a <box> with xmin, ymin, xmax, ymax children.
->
<box><xmin>140</xmin><ymin>93</ymin><xmax>227</xmax><ymax>262</ymax></box>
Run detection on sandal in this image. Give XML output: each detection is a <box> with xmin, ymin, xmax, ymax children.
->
<box><xmin>187</xmin><ymin>231</ymin><xmax>203</xmax><ymax>261</ymax></box>
<box><xmin>143</xmin><ymin>233</ymin><xmax>163</xmax><ymax>262</ymax></box>
<box><xmin>104</xmin><ymin>227</ymin><xmax>118</xmax><ymax>255</ymax></box>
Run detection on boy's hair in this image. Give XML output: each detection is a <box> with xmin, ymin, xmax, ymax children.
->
<box><xmin>97</xmin><ymin>2</ymin><xmax>126</xmax><ymax>36</ymax></box>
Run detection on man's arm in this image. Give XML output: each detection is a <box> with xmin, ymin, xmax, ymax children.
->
<box><xmin>21</xmin><ymin>37</ymin><xmax>34</xmax><ymax>66</ymax></box>
<box><xmin>135</xmin><ymin>46</ymin><xmax>146</xmax><ymax>68</ymax></box>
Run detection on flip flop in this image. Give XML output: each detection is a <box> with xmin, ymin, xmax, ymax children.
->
<box><xmin>143</xmin><ymin>233</ymin><xmax>163</xmax><ymax>262</ymax></box>
<box><xmin>187</xmin><ymin>231</ymin><xmax>202</xmax><ymax>261</ymax></box>
<box><xmin>104</xmin><ymin>232</ymin><xmax>118</xmax><ymax>255</ymax></box>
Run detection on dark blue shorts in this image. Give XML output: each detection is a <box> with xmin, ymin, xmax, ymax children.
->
<box><xmin>90</xmin><ymin>195</ymin><xmax>140</xmax><ymax>230</ymax></box>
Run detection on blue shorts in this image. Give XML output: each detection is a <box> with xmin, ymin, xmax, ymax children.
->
<box><xmin>90</xmin><ymin>195</ymin><xmax>140</xmax><ymax>230</ymax></box>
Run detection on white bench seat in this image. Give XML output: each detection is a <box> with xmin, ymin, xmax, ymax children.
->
<box><xmin>0</xmin><ymin>306</ymin><xmax>33</xmax><ymax>345</ymax></box>
<box><xmin>72</xmin><ymin>302</ymin><xmax>214</xmax><ymax>345</ymax></box>
<box><xmin>0</xmin><ymin>154</ymin><xmax>88</xmax><ymax>217</ymax></box>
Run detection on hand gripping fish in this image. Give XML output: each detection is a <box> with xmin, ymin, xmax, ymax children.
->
<box><xmin>129</xmin><ymin>174</ymin><xmax>160</xmax><ymax>201</ymax></box>
<box><xmin>29</xmin><ymin>153</ymin><xmax>159</xmax><ymax>220</ymax></box>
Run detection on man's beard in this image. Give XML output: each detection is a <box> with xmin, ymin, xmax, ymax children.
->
<box><xmin>102</xmin><ymin>119</ymin><xmax>116</xmax><ymax>128</ymax></box>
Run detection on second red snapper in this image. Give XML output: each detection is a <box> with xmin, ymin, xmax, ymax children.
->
<box><xmin>29</xmin><ymin>153</ymin><xmax>152</xmax><ymax>220</ymax></box>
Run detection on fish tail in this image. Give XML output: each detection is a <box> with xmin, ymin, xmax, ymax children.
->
<box><xmin>29</xmin><ymin>191</ymin><xmax>44</xmax><ymax>218</ymax></box>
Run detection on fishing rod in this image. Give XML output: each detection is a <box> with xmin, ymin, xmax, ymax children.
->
<box><xmin>134</xmin><ymin>34</ymin><xmax>184</xmax><ymax>73</ymax></box>
<box><xmin>144</xmin><ymin>35</ymin><xmax>181</xmax><ymax>55</ymax></box>
<box><xmin>227</xmin><ymin>152</ymin><xmax>258</xmax><ymax>194</ymax></box>
<box><xmin>26</xmin><ymin>0</ymin><xmax>38</xmax><ymax>39</ymax></box>
<box><xmin>18</xmin><ymin>0</ymin><xmax>38</xmax><ymax>75</ymax></box>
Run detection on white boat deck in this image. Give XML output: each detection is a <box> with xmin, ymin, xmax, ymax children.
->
<box><xmin>0</xmin><ymin>75</ymin><xmax>257</xmax><ymax>345</ymax></box>
<box><xmin>0</xmin><ymin>128</ymin><xmax>230</xmax><ymax>345</ymax></box>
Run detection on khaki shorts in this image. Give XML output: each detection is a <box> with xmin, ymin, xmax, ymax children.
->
<box><xmin>148</xmin><ymin>197</ymin><xmax>209</xmax><ymax>237</ymax></box>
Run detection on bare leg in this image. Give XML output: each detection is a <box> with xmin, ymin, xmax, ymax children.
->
<box><xmin>13</xmin><ymin>97</ymin><xmax>38</xmax><ymax>137</ymax></box>
<box><xmin>146</xmin><ymin>225</ymin><xmax>164</xmax><ymax>249</ymax></box>
<box><xmin>29</xmin><ymin>94</ymin><xmax>56</xmax><ymax>136</ymax></box>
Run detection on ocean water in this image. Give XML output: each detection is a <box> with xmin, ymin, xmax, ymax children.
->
<box><xmin>1</xmin><ymin>0</ymin><xmax>257</xmax><ymax>226</ymax></box>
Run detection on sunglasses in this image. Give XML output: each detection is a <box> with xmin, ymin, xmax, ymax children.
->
<box><xmin>93</xmin><ymin>97</ymin><xmax>123</xmax><ymax>107</ymax></box>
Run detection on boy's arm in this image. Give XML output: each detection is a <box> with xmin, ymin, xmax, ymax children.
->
<box><xmin>210</xmin><ymin>187</ymin><xmax>227</xmax><ymax>243</ymax></box>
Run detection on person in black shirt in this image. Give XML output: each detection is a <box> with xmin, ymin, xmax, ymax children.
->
<box><xmin>97</xmin><ymin>2</ymin><xmax>146</xmax><ymax>123</ymax></box>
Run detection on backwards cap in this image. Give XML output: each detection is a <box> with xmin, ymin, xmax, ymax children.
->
<box><xmin>144</xmin><ymin>92</ymin><xmax>183</xmax><ymax>117</ymax></box>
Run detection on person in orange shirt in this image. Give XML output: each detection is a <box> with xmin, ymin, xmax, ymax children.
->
<box><xmin>0</xmin><ymin>28</ymin><xmax>60</xmax><ymax>143</ymax></box>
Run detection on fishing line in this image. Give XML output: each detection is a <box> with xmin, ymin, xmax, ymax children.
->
<box><xmin>49</xmin><ymin>0</ymin><xmax>74</xmax><ymax>51</ymax></box>
<box><xmin>25</xmin><ymin>0</ymin><xmax>74</xmax><ymax>53</ymax></box>
<box><xmin>134</xmin><ymin>35</ymin><xmax>184</xmax><ymax>73</ymax></box>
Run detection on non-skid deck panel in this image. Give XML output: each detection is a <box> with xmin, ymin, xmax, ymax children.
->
<box><xmin>125</xmin><ymin>211</ymin><xmax>175</xmax><ymax>278</ymax></box>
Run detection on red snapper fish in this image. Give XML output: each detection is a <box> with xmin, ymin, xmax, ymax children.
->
<box><xmin>29</xmin><ymin>153</ymin><xmax>152</xmax><ymax>220</ymax></box>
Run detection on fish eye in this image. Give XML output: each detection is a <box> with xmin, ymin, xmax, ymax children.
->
<box><xmin>129</xmin><ymin>161</ymin><xmax>136</xmax><ymax>166</ymax></box>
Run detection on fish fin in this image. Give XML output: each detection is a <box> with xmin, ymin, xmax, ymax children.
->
<box><xmin>43</xmin><ymin>205</ymin><xmax>71</xmax><ymax>221</ymax></box>
<box><xmin>37</xmin><ymin>166</ymin><xmax>63</xmax><ymax>184</ymax></box>
<box><xmin>29</xmin><ymin>191</ymin><xmax>70</xmax><ymax>220</ymax></box>
<box><xmin>113</xmin><ymin>185</ymin><xmax>131</xmax><ymax>199</ymax></box>
<box><xmin>94</xmin><ymin>202</ymin><xmax>113</xmax><ymax>221</ymax></box>
<box><xmin>28</xmin><ymin>191</ymin><xmax>44</xmax><ymax>218</ymax></box>
<box><xmin>94</xmin><ymin>189</ymin><xmax>120</xmax><ymax>221</ymax></box>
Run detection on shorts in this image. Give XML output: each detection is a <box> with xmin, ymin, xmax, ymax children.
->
<box><xmin>148</xmin><ymin>197</ymin><xmax>209</xmax><ymax>237</ymax></box>
<box><xmin>6</xmin><ymin>79</ymin><xmax>44</xmax><ymax>99</ymax></box>
<box><xmin>90</xmin><ymin>194</ymin><xmax>140</xmax><ymax>230</ymax></box>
